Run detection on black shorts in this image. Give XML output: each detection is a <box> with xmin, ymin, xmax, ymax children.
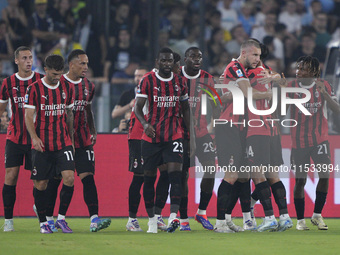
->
<box><xmin>291</xmin><ymin>141</ymin><xmax>331</xmax><ymax>179</ymax></box>
<box><xmin>246</xmin><ymin>135</ymin><xmax>271</xmax><ymax>166</ymax></box>
<box><xmin>195</xmin><ymin>134</ymin><xmax>216</xmax><ymax>165</ymax></box>
<box><xmin>128</xmin><ymin>139</ymin><xmax>143</xmax><ymax>174</ymax></box>
<box><xmin>270</xmin><ymin>134</ymin><xmax>284</xmax><ymax>166</ymax></box>
<box><xmin>74</xmin><ymin>145</ymin><xmax>95</xmax><ymax>175</ymax></box>
<box><xmin>31</xmin><ymin>146</ymin><xmax>75</xmax><ymax>180</ymax></box>
<box><xmin>215</xmin><ymin>125</ymin><xmax>246</xmax><ymax>170</ymax></box>
<box><xmin>141</xmin><ymin>139</ymin><xmax>183</xmax><ymax>171</ymax></box>
<box><xmin>5</xmin><ymin>139</ymin><xmax>32</xmax><ymax>170</ymax></box>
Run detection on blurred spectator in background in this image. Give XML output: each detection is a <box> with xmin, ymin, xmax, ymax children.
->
<box><xmin>72</xmin><ymin>7</ymin><xmax>106</xmax><ymax>77</ymax></box>
<box><xmin>255</xmin><ymin>0</ymin><xmax>278</xmax><ymax>27</ymax></box>
<box><xmin>225</xmin><ymin>24</ymin><xmax>248</xmax><ymax>57</ymax></box>
<box><xmin>278</xmin><ymin>1</ymin><xmax>301</xmax><ymax>35</ymax></box>
<box><xmin>112</xmin><ymin>110</ymin><xmax>131</xmax><ymax>133</ymax></box>
<box><xmin>111</xmin><ymin>66</ymin><xmax>148</xmax><ymax>120</ymax></box>
<box><xmin>0</xmin><ymin>108</ymin><xmax>9</xmax><ymax>133</ymax></box>
<box><xmin>303</xmin><ymin>0</ymin><xmax>334</xmax><ymax>13</ymax></box>
<box><xmin>1</xmin><ymin>0</ymin><xmax>27</xmax><ymax>49</ymax></box>
<box><xmin>217</xmin><ymin>0</ymin><xmax>238</xmax><ymax>31</ymax></box>
<box><xmin>49</xmin><ymin>0</ymin><xmax>75</xmax><ymax>35</ymax></box>
<box><xmin>312</xmin><ymin>12</ymin><xmax>331</xmax><ymax>48</ymax></box>
<box><xmin>158</xmin><ymin>29</ymin><xmax>170</xmax><ymax>49</ymax></box>
<box><xmin>205</xmin><ymin>9</ymin><xmax>222</xmax><ymax>41</ymax></box>
<box><xmin>238</xmin><ymin>2</ymin><xmax>255</xmax><ymax>36</ymax></box>
<box><xmin>0</xmin><ymin>19</ymin><xmax>14</xmax><ymax>76</ymax></box>
<box><xmin>28</xmin><ymin>0</ymin><xmax>64</xmax><ymax>58</ymax></box>
<box><xmin>48</xmin><ymin>32</ymin><xmax>82</xmax><ymax>61</ymax></box>
<box><xmin>70</xmin><ymin>0</ymin><xmax>86</xmax><ymax>20</ymax></box>
<box><xmin>291</xmin><ymin>32</ymin><xmax>326</xmax><ymax>67</ymax></box>
<box><xmin>105</xmin><ymin>28</ymin><xmax>133</xmax><ymax>83</ymax></box>
<box><xmin>207</xmin><ymin>27</ymin><xmax>226</xmax><ymax>67</ymax></box>
<box><xmin>264</xmin><ymin>56</ymin><xmax>283</xmax><ymax>74</ymax></box>
<box><xmin>172</xmin><ymin>25</ymin><xmax>199</xmax><ymax>57</ymax></box>
<box><xmin>108</xmin><ymin>2</ymin><xmax>130</xmax><ymax>48</ymax></box>
<box><xmin>209</xmin><ymin>50</ymin><xmax>230</xmax><ymax>79</ymax></box>
<box><xmin>301</xmin><ymin>0</ymin><xmax>322</xmax><ymax>26</ymax></box>
<box><xmin>251</xmin><ymin>12</ymin><xmax>277</xmax><ymax>42</ymax></box>
<box><xmin>168</xmin><ymin>12</ymin><xmax>186</xmax><ymax>44</ymax></box>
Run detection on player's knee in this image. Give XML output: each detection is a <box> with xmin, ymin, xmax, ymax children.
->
<box><xmin>63</xmin><ymin>175</ymin><xmax>75</xmax><ymax>186</ymax></box>
<box><xmin>5</xmin><ymin>168</ymin><xmax>19</xmax><ymax>185</ymax></box>
<box><xmin>295</xmin><ymin>178</ymin><xmax>307</xmax><ymax>187</ymax></box>
<box><xmin>34</xmin><ymin>180</ymin><xmax>48</xmax><ymax>191</ymax></box>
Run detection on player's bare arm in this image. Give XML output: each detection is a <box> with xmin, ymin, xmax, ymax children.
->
<box><xmin>257</xmin><ymin>69</ymin><xmax>282</xmax><ymax>85</ymax></box>
<box><xmin>0</xmin><ymin>102</ymin><xmax>8</xmax><ymax>117</ymax></box>
<box><xmin>85</xmin><ymin>104</ymin><xmax>97</xmax><ymax>145</ymax></box>
<box><xmin>317</xmin><ymin>80</ymin><xmax>340</xmax><ymax>114</ymax></box>
<box><xmin>25</xmin><ymin>107</ymin><xmax>44</xmax><ymax>152</ymax></box>
<box><xmin>134</xmin><ymin>96</ymin><xmax>155</xmax><ymax>138</ymax></box>
<box><xmin>238</xmin><ymin>79</ymin><xmax>272</xmax><ymax>100</ymax></box>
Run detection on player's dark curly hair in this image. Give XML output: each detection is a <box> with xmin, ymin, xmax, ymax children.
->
<box><xmin>173</xmin><ymin>52</ymin><xmax>181</xmax><ymax>64</ymax></box>
<box><xmin>158</xmin><ymin>47</ymin><xmax>173</xmax><ymax>58</ymax></box>
<box><xmin>45</xmin><ymin>54</ymin><xmax>64</xmax><ymax>71</ymax></box>
<box><xmin>297</xmin><ymin>55</ymin><xmax>321</xmax><ymax>78</ymax></box>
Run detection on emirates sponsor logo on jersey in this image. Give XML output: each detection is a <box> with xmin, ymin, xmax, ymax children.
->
<box><xmin>13</xmin><ymin>96</ymin><xmax>25</xmax><ymax>108</ymax></box>
<box><xmin>189</xmin><ymin>96</ymin><xmax>200</xmax><ymax>107</ymax></box>
<box><xmin>153</xmin><ymin>95</ymin><xmax>179</xmax><ymax>107</ymax></box>
<box><xmin>73</xmin><ymin>99</ymin><xmax>88</xmax><ymax>111</ymax></box>
<box><xmin>41</xmin><ymin>103</ymin><xmax>66</xmax><ymax>116</ymax></box>
<box><xmin>300</xmin><ymin>102</ymin><xmax>322</xmax><ymax>114</ymax></box>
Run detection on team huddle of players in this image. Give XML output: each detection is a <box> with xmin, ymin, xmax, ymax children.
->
<box><xmin>1</xmin><ymin>39</ymin><xmax>338</xmax><ymax>234</ymax></box>
<box><xmin>126</xmin><ymin>40</ymin><xmax>339</xmax><ymax>233</ymax></box>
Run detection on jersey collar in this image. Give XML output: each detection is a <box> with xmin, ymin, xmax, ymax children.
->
<box><xmin>15</xmin><ymin>71</ymin><xmax>35</xmax><ymax>81</ymax></box>
<box><xmin>181</xmin><ymin>66</ymin><xmax>201</xmax><ymax>79</ymax></box>
<box><xmin>298</xmin><ymin>80</ymin><xmax>316</xmax><ymax>89</ymax></box>
<box><xmin>42</xmin><ymin>77</ymin><xmax>60</xmax><ymax>89</ymax></box>
<box><xmin>64</xmin><ymin>73</ymin><xmax>82</xmax><ymax>84</ymax></box>
<box><xmin>155</xmin><ymin>71</ymin><xmax>173</xmax><ymax>82</ymax></box>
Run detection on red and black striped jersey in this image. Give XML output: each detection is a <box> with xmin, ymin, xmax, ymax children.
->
<box><xmin>128</xmin><ymin>111</ymin><xmax>144</xmax><ymax>140</ymax></box>
<box><xmin>220</xmin><ymin>59</ymin><xmax>248</xmax><ymax>130</ymax></box>
<box><xmin>287</xmin><ymin>79</ymin><xmax>335</xmax><ymax>149</ymax></box>
<box><xmin>24</xmin><ymin>77</ymin><xmax>74</xmax><ymax>151</ymax></box>
<box><xmin>246</xmin><ymin>66</ymin><xmax>272</xmax><ymax>137</ymax></box>
<box><xmin>180</xmin><ymin>66</ymin><xmax>214</xmax><ymax>139</ymax></box>
<box><xmin>61</xmin><ymin>75</ymin><xmax>95</xmax><ymax>148</ymax></box>
<box><xmin>0</xmin><ymin>71</ymin><xmax>43</xmax><ymax>144</ymax></box>
<box><xmin>136</xmin><ymin>71</ymin><xmax>188</xmax><ymax>143</ymax></box>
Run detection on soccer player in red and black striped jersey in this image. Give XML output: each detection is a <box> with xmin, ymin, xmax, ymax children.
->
<box><xmin>246</xmin><ymin>43</ymin><xmax>292</xmax><ymax>232</ymax></box>
<box><xmin>40</xmin><ymin>50</ymin><xmax>111</xmax><ymax>232</ymax></box>
<box><xmin>25</xmin><ymin>55</ymin><xmax>75</xmax><ymax>234</ymax></box>
<box><xmin>178</xmin><ymin>47</ymin><xmax>217</xmax><ymax>231</ymax></box>
<box><xmin>0</xmin><ymin>46</ymin><xmax>43</xmax><ymax>232</ymax></box>
<box><xmin>287</xmin><ymin>56</ymin><xmax>340</xmax><ymax>231</ymax></box>
<box><xmin>134</xmin><ymin>47</ymin><xmax>191</xmax><ymax>233</ymax></box>
<box><xmin>214</xmin><ymin>39</ymin><xmax>272</xmax><ymax>233</ymax></box>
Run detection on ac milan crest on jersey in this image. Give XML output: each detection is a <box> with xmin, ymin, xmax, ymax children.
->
<box><xmin>0</xmin><ymin>71</ymin><xmax>43</xmax><ymax>144</ymax></box>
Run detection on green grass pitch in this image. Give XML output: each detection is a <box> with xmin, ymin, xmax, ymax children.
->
<box><xmin>1</xmin><ymin>217</ymin><xmax>339</xmax><ymax>255</ymax></box>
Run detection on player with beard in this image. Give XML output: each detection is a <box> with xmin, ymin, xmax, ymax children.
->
<box><xmin>214</xmin><ymin>39</ymin><xmax>273</xmax><ymax>233</ymax></box>
<box><xmin>0</xmin><ymin>46</ymin><xmax>43</xmax><ymax>232</ymax></box>
<box><xmin>25</xmin><ymin>55</ymin><xmax>75</xmax><ymax>234</ymax></box>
